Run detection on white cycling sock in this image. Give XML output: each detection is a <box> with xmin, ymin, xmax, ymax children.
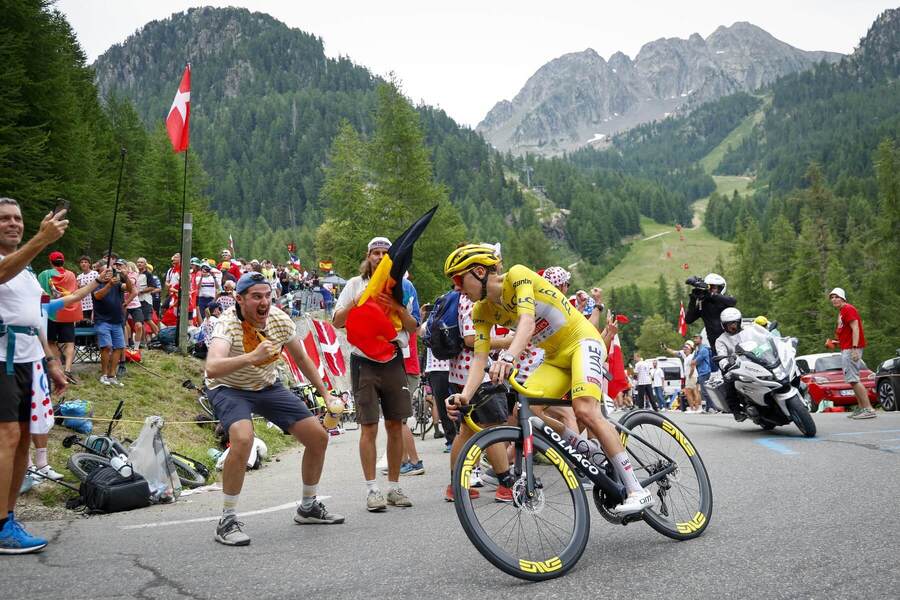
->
<box><xmin>611</xmin><ymin>452</ymin><xmax>643</xmax><ymax>495</ymax></box>
<box><xmin>387</xmin><ymin>481</ymin><xmax>400</xmax><ymax>492</ymax></box>
<box><xmin>301</xmin><ymin>484</ymin><xmax>317</xmax><ymax>509</ymax></box>
<box><xmin>365</xmin><ymin>479</ymin><xmax>379</xmax><ymax>493</ymax></box>
<box><xmin>222</xmin><ymin>493</ymin><xmax>239</xmax><ymax>518</ymax></box>
<box><xmin>35</xmin><ymin>448</ymin><xmax>48</xmax><ymax>469</ymax></box>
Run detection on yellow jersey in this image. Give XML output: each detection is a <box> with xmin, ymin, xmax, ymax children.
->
<box><xmin>472</xmin><ymin>265</ymin><xmax>598</xmax><ymax>357</ymax></box>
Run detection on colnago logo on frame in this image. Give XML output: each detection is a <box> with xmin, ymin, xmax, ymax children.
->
<box><xmin>543</xmin><ymin>426</ymin><xmax>600</xmax><ymax>475</ymax></box>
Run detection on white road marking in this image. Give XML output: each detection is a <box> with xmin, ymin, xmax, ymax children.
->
<box><xmin>119</xmin><ymin>496</ymin><xmax>331</xmax><ymax>530</ymax></box>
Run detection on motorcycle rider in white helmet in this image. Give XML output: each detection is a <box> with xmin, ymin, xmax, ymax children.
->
<box><xmin>684</xmin><ymin>273</ymin><xmax>737</xmax><ymax>355</ymax></box>
<box><xmin>714</xmin><ymin>307</ymin><xmax>747</xmax><ymax>421</ymax></box>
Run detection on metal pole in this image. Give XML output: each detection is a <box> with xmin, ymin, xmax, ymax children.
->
<box><xmin>106</xmin><ymin>147</ymin><xmax>127</xmax><ymax>268</ymax></box>
<box><xmin>175</xmin><ymin>148</ymin><xmax>188</xmax><ymax>344</ymax></box>
<box><xmin>177</xmin><ymin>213</ymin><xmax>192</xmax><ymax>352</ymax></box>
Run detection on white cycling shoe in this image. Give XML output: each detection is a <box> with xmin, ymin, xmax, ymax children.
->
<box><xmin>611</xmin><ymin>489</ymin><xmax>654</xmax><ymax>515</ymax></box>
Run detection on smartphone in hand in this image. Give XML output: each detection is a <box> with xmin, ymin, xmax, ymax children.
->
<box><xmin>53</xmin><ymin>198</ymin><xmax>70</xmax><ymax>216</ymax></box>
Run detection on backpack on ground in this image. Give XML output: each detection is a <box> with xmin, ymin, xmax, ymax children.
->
<box><xmin>73</xmin><ymin>466</ymin><xmax>151</xmax><ymax>514</ymax></box>
<box><xmin>424</xmin><ymin>291</ymin><xmax>463</xmax><ymax>360</ymax></box>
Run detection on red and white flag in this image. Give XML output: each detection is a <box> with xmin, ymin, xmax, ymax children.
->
<box><xmin>166</xmin><ymin>65</ymin><xmax>191</xmax><ymax>153</ymax></box>
<box><xmin>313</xmin><ymin>319</ymin><xmax>347</xmax><ymax>377</ymax></box>
<box><xmin>678</xmin><ymin>301</ymin><xmax>688</xmax><ymax>337</ymax></box>
<box><xmin>281</xmin><ymin>348</ymin><xmax>306</xmax><ymax>384</ymax></box>
<box><xmin>606</xmin><ymin>334</ymin><xmax>629</xmax><ymax>399</ymax></box>
<box><xmin>303</xmin><ymin>331</ymin><xmax>331</xmax><ymax>387</ymax></box>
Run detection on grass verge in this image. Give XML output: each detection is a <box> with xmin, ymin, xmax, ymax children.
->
<box><xmin>25</xmin><ymin>350</ymin><xmax>298</xmax><ymax>509</ymax></box>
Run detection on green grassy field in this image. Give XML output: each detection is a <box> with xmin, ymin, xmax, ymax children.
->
<box><xmin>598</xmin><ymin>171</ymin><xmax>747</xmax><ymax>290</ymax></box>
<box><xmin>597</xmin><ymin>215</ymin><xmax>733</xmax><ymax>289</ymax></box>
<box><xmin>711</xmin><ymin>175</ymin><xmax>752</xmax><ymax>197</ymax></box>
<box><xmin>699</xmin><ymin>96</ymin><xmax>769</xmax><ymax>174</ymax></box>
<box><xmin>22</xmin><ymin>349</ymin><xmax>300</xmax><ymax>509</ymax></box>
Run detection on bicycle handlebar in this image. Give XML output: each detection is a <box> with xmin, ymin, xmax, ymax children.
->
<box><xmin>506</xmin><ymin>369</ymin><xmax>544</xmax><ymax>398</ymax></box>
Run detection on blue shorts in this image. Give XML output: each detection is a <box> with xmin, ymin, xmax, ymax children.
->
<box><xmin>95</xmin><ymin>321</ymin><xmax>126</xmax><ymax>350</ymax></box>
<box><xmin>207</xmin><ymin>382</ymin><xmax>314</xmax><ymax>434</ymax></box>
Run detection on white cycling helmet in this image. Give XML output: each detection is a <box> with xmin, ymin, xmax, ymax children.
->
<box><xmin>720</xmin><ymin>307</ymin><xmax>742</xmax><ymax>328</ymax></box>
<box><xmin>543</xmin><ymin>266</ymin><xmax>571</xmax><ymax>289</ymax></box>
<box><xmin>704</xmin><ymin>273</ymin><xmax>727</xmax><ymax>293</ymax></box>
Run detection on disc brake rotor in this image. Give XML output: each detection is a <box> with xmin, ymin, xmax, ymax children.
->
<box><xmin>511</xmin><ymin>476</ymin><xmax>545</xmax><ymax>515</ymax></box>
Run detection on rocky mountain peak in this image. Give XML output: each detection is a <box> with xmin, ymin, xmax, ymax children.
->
<box><xmin>478</xmin><ymin>22</ymin><xmax>843</xmax><ymax>155</ymax></box>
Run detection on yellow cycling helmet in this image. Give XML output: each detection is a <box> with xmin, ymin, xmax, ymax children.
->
<box><xmin>754</xmin><ymin>315</ymin><xmax>769</xmax><ymax>327</ymax></box>
<box><xmin>444</xmin><ymin>244</ymin><xmax>501</xmax><ymax>277</ymax></box>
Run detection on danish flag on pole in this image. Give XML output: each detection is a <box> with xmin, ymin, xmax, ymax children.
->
<box><xmin>313</xmin><ymin>319</ymin><xmax>347</xmax><ymax>377</ymax></box>
<box><xmin>678</xmin><ymin>301</ymin><xmax>688</xmax><ymax>337</ymax></box>
<box><xmin>166</xmin><ymin>65</ymin><xmax>191</xmax><ymax>153</ymax></box>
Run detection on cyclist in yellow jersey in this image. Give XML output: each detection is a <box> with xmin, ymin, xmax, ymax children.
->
<box><xmin>444</xmin><ymin>245</ymin><xmax>653</xmax><ymax>515</ymax></box>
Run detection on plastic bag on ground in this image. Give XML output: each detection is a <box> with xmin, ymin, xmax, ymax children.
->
<box><xmin>128</xmin><ymin>416</ymin><xmax>182</xmax><ymax>502</ymax></box>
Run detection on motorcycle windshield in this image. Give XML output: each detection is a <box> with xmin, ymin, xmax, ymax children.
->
<box><xmin>736</xmin><ymin>326</ymin><xmax>780</xmax><ymax>370</ymax></box>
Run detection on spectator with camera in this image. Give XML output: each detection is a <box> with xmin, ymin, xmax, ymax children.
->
<box><xmin>92</xmin><ymin>263</ymin><xmax>133</xmax><ymax>386</ymax></box>
<box><xmin>684</xmin><ymin>273</ymin><xmax>737</xmax><ymax>355</ymax></box>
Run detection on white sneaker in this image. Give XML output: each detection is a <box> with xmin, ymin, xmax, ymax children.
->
<box><xmin>470</xmin><ymin>466</ymin><xmax>484</xmax><ymax>488</ymax></box>
<box><xmin>611</xmin><ymin>489</ymin><xmax>654</xmax><ymax>515</ymax></box>
<box><xmin>100</xmin><ymin>375</ymin><xmax>111</xmax><ymax>386</ymax></box>
<box><xmin>107</xmin><ymin>377</ymin><xmax>124</xmax><ymax>388</ymax></box>
<box><xmin>34</xmin><ymin>465</ymin><xmax>65</xmax><ymax>481</ymax></box>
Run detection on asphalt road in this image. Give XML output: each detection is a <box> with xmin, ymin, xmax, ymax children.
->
<box><xmin>2</xmin><ymin>412</ymin><xmax>899</xmax><ymax>600</ymax></box>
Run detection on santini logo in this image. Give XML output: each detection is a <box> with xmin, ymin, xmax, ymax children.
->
<box><xmin>544</xmin><ymin>426</ymin><xmax>600</xmax><ymax>475</ymax></box>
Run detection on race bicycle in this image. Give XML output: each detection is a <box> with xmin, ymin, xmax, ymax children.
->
<box><xmin>64</xmin><ymin>400</ymin><xmax>208</xmax><ymax>488</ymax></box>
<box><xmin>410</xmin><ymin>374</ymin><xmax>436</xmax><ymax>440</ymax></box>
<box><xmin>452</xmin><ymin>371</ymin><xmax>713</xmax><ymax>581</ymax></box>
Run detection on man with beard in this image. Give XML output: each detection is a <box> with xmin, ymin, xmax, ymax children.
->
<box><xmin>333</xmin><ymin>237</ymin><xmax>418</xmax><ymax>512</ymax></box>
<box><xmin>205</xmin><ymin>273</ymin><xmax>345</xmax><ymax>546</ymax></box>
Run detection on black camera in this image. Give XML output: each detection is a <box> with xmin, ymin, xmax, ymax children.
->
<box><xmin>685</xmin><ymin>275</ymin><xmax>709</xmax><ymax>297</ymax></box>
<box><xmin>685</xmin><ymin>276</ymin><xmax>708</xmax><ymax>292</ymax></box>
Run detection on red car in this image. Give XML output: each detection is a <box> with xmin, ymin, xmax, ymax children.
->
<box><xmin>797</xmin><ymin>353</ymin><xmax>877</xmax><ymax>411</ymax></box>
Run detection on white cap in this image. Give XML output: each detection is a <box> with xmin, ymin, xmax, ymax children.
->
<box><xmin>829</xmin><ymin>287</ymin><xmax>846</xmax><ymax>300</ymax></box>
<box><xmin>367</xmin><ymin>237</ymin><xmax>391</xmax><ymax>251</ymax></box>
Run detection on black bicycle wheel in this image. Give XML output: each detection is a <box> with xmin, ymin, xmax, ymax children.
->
<box><xmin>171</xmin><ymin>456</ymin><xmax>207</xmax><ymax>488</ymax></box>
<box><xmin>67</xmin><ymin>453</ymin><xmax>111</xmax><ymax>482</ymax></box>
<box><xmin>453</xmin><ymin>426</ymin><xmax>590</xmax><ymax>581</ymax></box>
<box><xmin>410</xmin><ymin>387</ymin><xmax>427</xmax><ymax>438</ymax></box>
<box><xmin>618</xmin><ymin>410</ymin><xmax>713</xmax><ymax>540</ymax></box>
<box><xmin>420</xmin><ymin>397</ymin><xmax>435</xmax><ymax>440</ymax></box>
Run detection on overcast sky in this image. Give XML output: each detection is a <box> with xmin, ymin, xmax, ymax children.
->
<box><xmin>56</xmin><ymin>0</ymin><xmax>895</xmax><ymax>127</ymax></box>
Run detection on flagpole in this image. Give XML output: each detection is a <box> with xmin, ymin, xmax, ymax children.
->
<box><xmin>175</xmin><ymin>147</ymin><xmax>189</xmax><ymax>345</ymax></box>
<box><xmin>105</xmin><ymin>147</ymin><xmax>127</xmax><ymax>268</ymax></box>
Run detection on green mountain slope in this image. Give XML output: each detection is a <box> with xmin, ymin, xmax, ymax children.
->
<box><xmin>715</xmin><ymin>8</ymin><xmax>900</xmax><ymax>194</ymax></box>
<box><xmin>92</xmin><ymin>6</ymin><xmax>700</xmax><ymax>272</ymax></box>
<box><xmin>699</xmin><ymin>97</ymin><xmax>769</xmax><ymax>174</ymax></box>
<box><xmin>598</xmin><ymin>176</ymin><xmax>736</xmax><ymax>290</ymax></box>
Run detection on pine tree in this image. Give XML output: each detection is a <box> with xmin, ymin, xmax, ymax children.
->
<box><xmin>731</xmin><ymin>216</ymin><xmax>767</xmax><ymax>315</ymax></box>
<box><xmin>778</xmin><ymin>218</ymin><xmax>826</xmax><ymax>350</ymax></box>
<box><xmin>317</xmin><ymin>121</ymin><xmax>372</xmax><ymax>277</ymax></box>
<box><xmin>366</xmin><ymin>81</ymin><xmax>465</xmax><ymax>300</ymax></box>
<box><xmin>653</xmin><ymin>275</ymin><xmax>672</xmax><ymax>324</ymax></box>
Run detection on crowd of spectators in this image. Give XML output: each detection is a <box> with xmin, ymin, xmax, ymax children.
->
<box><xmin>39</xmin><ymin>248</ymin><xmax>339</xmax><ymax>386</ymax></box>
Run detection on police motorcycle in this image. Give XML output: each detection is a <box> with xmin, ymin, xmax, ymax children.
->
<box><xmin>707</xmin><ymin>323</ymin><xmax>816</xmax><ymax>437</ymax></box>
